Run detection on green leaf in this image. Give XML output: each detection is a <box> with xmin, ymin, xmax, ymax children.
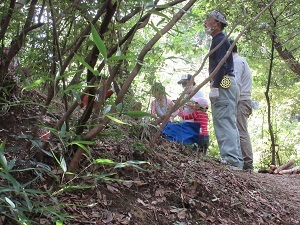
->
<box><xmin>107</xmin><ymin>55</ymin><xmax>135</xmax><ymax>62</ymax></box>
<box><xmin>23</xmin><ymin>190</ymin><xmax>33</xmax><ymax>211</ymax></box>
<box><xmin>154</xmin><ymin>4</ymin><xmax>169</xmax><ymax>9</ymax></box>
<box><xmin>7</xmin><ymin>158</ymin><xmax>16</xmax><ymax>171</ymax></box>
<box><xmin>56</xmin><ymin>221</ymin><xmax>63</xmax><ymax>225</ymax></box>
<box><xmin>114</xmin><ymin>160</ymin><xmax>151</xmax><ymax>172</ymax></box>
<box><xmin>41</xmin><ymin>149</ymin><xmax>54</xmax><ymax>157</ymax></box>
<box><xmin>149</xmin><ymin>21</ymin><xmax>163</xmax><ymax>36</ymax></box>
<box><xmin>94</xmin><ymin>158</ymin><xmax>116</xmax><ymax>165</ymax></box>
<box><xmin>122</xmin><ymin>110</ymin><xmax>152</xmax><ymax>117</ymax></box>
<box><xmin>30</xmin><ymin>139</ymin><xmax>43</xmax><ymax>148</ymax></box>
<box><xmin>55</xmin><ymin>69</ymin><xmax>61</xmax><ymax>83</ymax></box>
<box><xmin>70</xmin><ymin>140</ymin><xmax>94</xmax><ymax>145</ymax></box>
<box><xmin>51</xmin><ymin>151</ymin><xmax>61</xmax><ymax>169</ymax></box>
<box><xmin>125</xmin><ymin>160</ymin><xmax>150</xmax><ymax>165</ymax></box>
<box><xmin>116</xmin><ymin>103</ymin><xmax>123</xmax><ymax>112</ymax></box>
<box><xmin>0</xmin><ymin>139</ymin><xmax>5</xmax><ymax>152</ymax></box>
<box><xmin>22</xmin><ymin>78</ymin><xmax>44</xmax><ymax>91</ymax></box>
<box><xmin>64</xmin><ymin>84</ymin><xmax>86</xmax><ymax>93</ymax></box>
<box><xmin>60</xmin><ymin>157</ymin><xmax>67</xmax><ymax>173</ymax></box>
<box><xmin>23</xmin><ymin>189</ymin><xmax>45</xmax><ymax>195</ymax></box>
<box><xmin>91</xmin><ymin>172</ymin><xmax>117</xmax><ymax>179</ymax></box>
<box><xmin>103</xmin><ymin>105</ymin><xmax>112</xmax><ymax>114</ymax></box>
<box><xmin>17</xmin><ymin>134</ymin><xmax>33</xmax><ymax>140</ymax></box>
<box><xmin>1</xmin><ymin>172</ymin><xmax>20</xmax><ymax>190</ymax></box>
<box><xmin>72</xmin><ymin>90</ymin><xmax>81</xmax><ymax>103</ymax></box>
<box><xmin>55</xmin><ymin>70</ymin><xmax>83</xmax><ymax>81</ymax></box>
<box><xmin>148</xmin><ymin>9</ymin><xmax>170</xmax><ymax>20</ymax></box>
<box><xmin>106</xmin><ymin>115</ymin><xmax>131</xmax><ymax>125</ymax></box>
<box><xmin>144</xmin><ymin>0</ymin><xmax>154</xmax><ymax>9</ymax></box>
<box><xmin>0</xmin><ymin>188</ymin><xmax>15</xmax><ymax>193</ymax></box>
<box><xmin>75</xmin><ymin>53</ymin><xmax>99</xmax><ymax>76</ymax></box>
<box><xmin>71</xmin><ymin>143</ymin><xmax>91</xmax><ymax>158</ymax></box>
<box><xmin>0</xmin><ymin>141</ymin><xmax>7</xmax><ymax>170</ymax></box>
<box><xmin>5</xmin><ymin>197</ymin><xmax>15</xmax><ymax>208</ymax></box>
<box><xmin>55</xmin><ymin>185</ymin><xmax>94</xmax><ymax>195</ymax></box>
<box><xmin>91</xmin><ymin>23</ymin><xmax>107</xmax><ymax>59</ymax></box>
<box><xmin>59</xmin><ymin>122</ymin><xmax>67</xmax><ymax>139</ymax></box>
<box><xmin>50</xmin><ymin>151</ymin><xmax>68</xmax><ymax>174</ymax></box>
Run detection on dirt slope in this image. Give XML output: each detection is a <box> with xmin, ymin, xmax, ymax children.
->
<box><xmin>60</xmin><ymin>141</ymin><xmax>299</xmax><ymax>225</ymax></box>
<box><xmin>0</xmin><ymin>93</ymin><xmax>300</xmax><ymax>225</ymax></box>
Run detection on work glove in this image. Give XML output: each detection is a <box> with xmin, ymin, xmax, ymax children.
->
<box><xmin>209</xmin><ymin>88</ymin><xmax>219</xmax><ymax>100</ymax></box>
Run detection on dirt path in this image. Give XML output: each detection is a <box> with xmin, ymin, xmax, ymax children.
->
<box><xmin>244</xmin><ymin>172</ymin><xmax>300</xmax><ymax>223</ymax></box>
<box><xmin>255</xmin><ymin>172</ymin><xmax>300</xmax><ymax>204</ymax></box>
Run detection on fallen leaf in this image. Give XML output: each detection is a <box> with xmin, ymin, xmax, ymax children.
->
<box><xmin>102</xmin><ymin>212</ymin><xmax>114</xmax><ymax>223</ymax></box>
<box><xmin>196</xmin><ymin>209</ymin><xmax>207</xmax><ymax>218</ymax></box>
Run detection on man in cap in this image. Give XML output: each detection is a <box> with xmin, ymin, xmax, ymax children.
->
<box><xmin>204</xmin><ymin>10</ymin><xmax>244</xmax><ymax>170</ymax></box>
<box><xmin>177</xmin><ymin>74</ymin><xmax>204</xmax><ymax>122</ymax></box>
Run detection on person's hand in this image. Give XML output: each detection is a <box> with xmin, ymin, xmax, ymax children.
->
<box><xmin>209</xmin><ymin>88</ymin><xmax>219</xmax><ymax>99</ymax></box>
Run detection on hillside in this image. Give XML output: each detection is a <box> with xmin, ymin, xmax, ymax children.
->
<box><xmin>0</xmin><ymin>90</ymin><xmax>300</xmax><ymax>225</ymax></box>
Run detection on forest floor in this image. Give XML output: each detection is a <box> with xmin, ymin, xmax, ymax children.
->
<box><xmin>0</xmin><ymin>89</ymin><xmax>300</xmax><ymax>225</ymax></box>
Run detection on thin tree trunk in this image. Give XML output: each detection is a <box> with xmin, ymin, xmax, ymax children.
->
<box><xmin>265</xmin><ymin>31</ymin><xmax>277</xmax><ymax>165</ymax></box>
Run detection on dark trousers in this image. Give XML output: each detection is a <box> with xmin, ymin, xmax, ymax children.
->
<box><xmin>197</xmin><ymin>135</ymin><xmax>209</xmax><ymax>155</ymax></box>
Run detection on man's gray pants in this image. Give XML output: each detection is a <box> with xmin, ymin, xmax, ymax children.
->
<box><xmin>237</xmin><ymin>100</ymin><xmax>253</xmax><ymax>169</ymax></box>
<box><xmin>211</xmin><ymin>77</ymin><xmax>244</xmax><ymax>168</ymax></box>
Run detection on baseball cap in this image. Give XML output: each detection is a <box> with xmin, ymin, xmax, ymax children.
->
<box><xmin>209</xmin><ymin>10</ymin><xmax>228</xmax><ymax>27</ymax></box>
<box><xmin>177</xmin><ymin>74</ymin><xmax>193</xmax><ymax>84</ymax></box>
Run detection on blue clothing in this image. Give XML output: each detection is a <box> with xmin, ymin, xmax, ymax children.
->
<box><xmin>209</xmin><ymin>33</ymin><xmax>234</xmax><ymax>88</ymax></box>
<box><xmin>162</xmin><ymin>122</ymin><xmax>200</xmax><ymax>146</ymax></box>
<box><xmin>209</xmin><ymin>32</ymin><xmax>244</xmax><ymax>168</ymax></box>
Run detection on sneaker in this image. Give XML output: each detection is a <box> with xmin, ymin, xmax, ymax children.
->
<box><xmin>219</xmin><ymin>158</ymin><xmax>243</xmax><ymax>171</ymax></box>
<box><xmin>243</xmin><ymin>168</ymin><xmax>253</xmax><ymax>173</ymax></box>
<box><xmin>243</xmin><ymin>163</ymin><xmax>253</xmax><ymax>171</ymax></box>
<box><xmin>219</xmin><ymin>158</ymin><xmax>228</xmax><ymax>164</ymax></box>
<box><xmin>228</xmin><ymin>165</ymin><xmax>243</xmax><ymax>171</ymax></box>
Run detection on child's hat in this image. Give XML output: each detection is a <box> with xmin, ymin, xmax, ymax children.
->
<box><xmin>191</xmin><ymin>97</ymin><xmax>209</xmax><ymax>108</ymax></box>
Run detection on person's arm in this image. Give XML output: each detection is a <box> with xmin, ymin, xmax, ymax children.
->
<box><xmin>151</xmin><ymin>100</ymin><xmax>156</xmax><ymax>115</ymax></box>
<box><xmin>179</xmin><ymin>108</ymin><xmax>195</xmax><ymax>120</ymax></box>
<box><xmin>211</xmin><ymin>43</ymin><xmax>228</xmax><ymax>88</ymax></box>
<box><xmin>209</xmin><ymin>36</ymin><xmax>232</xmax><ymax>99</ymax></box>
<box><xmin>166</xmin><ymin>98</ymin><xmax>179</xmax><ymax>118</ymax></box>
<box><xmin>234</xmin><ymin>58</ymin><xmax>244</xmax><ymax>101</ymax></box>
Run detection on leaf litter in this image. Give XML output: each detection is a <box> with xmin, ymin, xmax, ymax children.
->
<box><xmin>0</xmin><ymin>90</ymin><xmax>300</xmax><ymax>225</ymax></box>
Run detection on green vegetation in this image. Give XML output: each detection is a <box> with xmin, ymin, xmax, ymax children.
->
<box><xmin>1</xmin><ymin>0</ymin><xmax>300</xmax><ymax>223</ymax></box>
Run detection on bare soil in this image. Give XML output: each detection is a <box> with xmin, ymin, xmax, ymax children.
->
<box><xmin>0</xmin><ymin>90</ymin><xmax>299</xmax><ymax>225</ymax></box>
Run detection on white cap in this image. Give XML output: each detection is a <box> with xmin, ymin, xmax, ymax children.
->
<box><xmin>177</xmin><ymin>74</ymin><xmax>193</xmax><ymax>84</ymax></box>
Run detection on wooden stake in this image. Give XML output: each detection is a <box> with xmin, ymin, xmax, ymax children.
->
<box><xmin>279</xmin><ymin>166</ymin><xmax>300</xmax><ymax>175</ymax></box>
<box><xmin>274</xmin><ymin>160</ymin><xmax>294</xmax><ymax>174</ymax></box>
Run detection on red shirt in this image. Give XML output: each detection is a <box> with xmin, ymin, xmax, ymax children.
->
<box><xmin>179</xmin><ymin>109</ymin><xmax>209</xmax><ymax>136</ymax></box>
